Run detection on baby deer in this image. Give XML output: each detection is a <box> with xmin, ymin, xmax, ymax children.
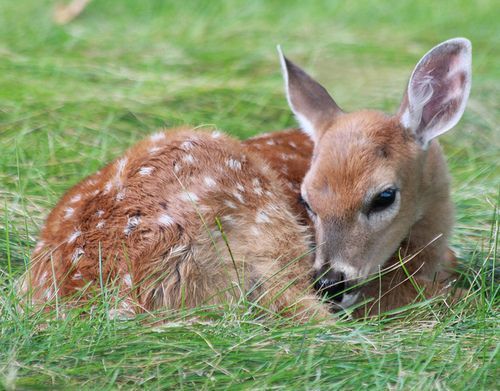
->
<box><xmin>23</xmin><ymin>38</ymin><xmax>471</xmax><ymax>320</ymax></box>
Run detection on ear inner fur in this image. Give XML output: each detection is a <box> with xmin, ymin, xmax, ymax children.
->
<box><xmin>398</xmin><ymin>38</ymin><xmax>472</xmax><ymax>147</ymax></box>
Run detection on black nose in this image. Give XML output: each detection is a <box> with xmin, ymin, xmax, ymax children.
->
<box><xmin>313</xmin><ymin>271</ymin><xmax>346</xmax><ymax>303</ymax></box>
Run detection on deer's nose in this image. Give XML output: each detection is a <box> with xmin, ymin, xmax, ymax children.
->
<box><xmin>313</xmin><ymin>271</ymin><xmax>346</xmax><ymax>303</ymax></box>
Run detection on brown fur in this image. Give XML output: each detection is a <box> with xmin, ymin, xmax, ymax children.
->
<box><xmin>23</xmin><ymin>123</ymin><xmax>459</xmax><ymax>321</ymax></box>
<box><xmin>302</xmin><ymin>111</ymin><xmax>455</xmax><ymax>277</ymax></box>
<box><xmin>243</xmin><ymin>129</ymin><xmax>314</xmax><ymax>222</ymax></box>
<box><xmin>22</xmin><ymin>39</ymin><xmax>471</xmax><ymax>321</ymax></box>
<box><xmin>245</xmin><ymin>126</ymin><xmax>459</xmax><ymax>311</ymax></box>
<box><xmin>271</xmin><ymin>38</ymin><xmax>470</xmax><ymax>310</ymax></box>
<box><xmin>25</xmin><ymin>129</ymin><xmax>329</xmax><ymax>320</ymax></box>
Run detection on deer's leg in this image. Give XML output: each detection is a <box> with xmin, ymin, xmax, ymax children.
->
<box><xmin>246</xmin><ymin>260</ymin><xmax>331</xmax><ymax>322</ymax></box>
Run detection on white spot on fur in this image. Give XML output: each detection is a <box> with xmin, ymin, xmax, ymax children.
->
<box><xmin>158</xmin><ymin>214</ymin><xmax>175</xmax><ymax>226</ymax></box>
<box><xmin>72</xmin><ymin>271</ymin><xmax>83</xmax><ymax>281</ymax></box>
<box><xmin>221</xmin><ymin>215</ymin><xmax>234</xmax><ymax>224</ymax></box>
<box><xmin>226</xmin><ymin>158</ymin><xmax>241</xmax><ymax>170</ymax></box>
<box><xmin>124</xmin><ymin>216</ymin><xmax>141</xmax><ymax>235</ymax></box>
<box><xmin>256</xmin><ymin>211</ymin><xmax>271</xmax><ymax>224</ymax></box>
<box><xmin>139</xmin><ymin>166</ymin><xmax>154</xmax><ymax>176</ymax></box>
<box><xmin>72</xmin><ymin>247</ymin><xmax>84</xmax><ymax>265</ymax></box>
<box><xmin>123</xmin><ymin>273</ymin><xmax>132</xmax><ymax>287</ymax></box>
<box><xmin>236</xmin><ymin>183</ymin><xmax>245</xmax><ymax>192</ymax></box>
<box><xmin>44</xmin><ymin>288</ymin><xmax>53</xmax><ymax>300</ymax></box>
<box><xmin>250</xmin><ymin>226</ymin><xmax>261</xmax><ymax>236</ymax></box>
<box><xmin>150</xmin><ymin>132</ymin><xmax>166</xmax><ymax>142</ymax></box>
<box><xmin>96</xmin><ymin>210</ymin><xmax>104</xmax><ymax>217</ymax></box>
<box><xmin>68</xmin><ymin>230</ymin><xmax>81</xmax><ymax>244</ymax></box>
<box><xmin>173</xmin><ymin>163</ymin><xmax>182</xmax><ymax>173</ymax></box>
<box><xmin>180</xmin><ymin>140</ymin><xmax>194</xmax><ymax>150</ymax></box>
<box><xmin>210</xmin><ymin>229</ymin><xmax>222</xmax><ymax>238</ymax></box>
<box><xmin>104</xmin><ymin>181</ymin><xmax>113</xmax><ymax>194</ymax></box>
<box><xmin>183</xmin><ymin>154</ymin><xmax>195</xmax><ymax>165</ymax></box>
<box><xmin>96</xmin><ymin>221</ymin><xmax>105</xmax><ymax>229</ymax></box>
<box><xmin>120</xmin><ymin>300</ymin><xmax>133</xmax><ymax>312</ymax></box>
<box><xmin>116</xmin><ymin>190</ymin><xmax>126</xmax><ymax>201</ymax></box>
<box><xmin>211</xmin><ymin>131</ymin><xmax>223</xmax><ymax>139</ymax></box>
<box><xmin>252</xmin><ymin>179</ymin><xmax>263</xmax><ymax>195</ymax></box>
<box><xmin>117</xmin><ymin>158</ymin><xmax>128</xmax><ymax>175</ymax></box>
<box><xmin>70</xmin><ymin>194</ymin><xmax>82</xmax><ymax>203</ymax></box>
<box><xmin>64</xmin><ymin>207</ymin><xmax>74</xmax><ymax>220</ymax></box>
<box><xmin>266</xmin><ymin>139</ymin><xmax>275</xmax><ymax>146</ymax></box>
<box><xmin>108</xmin><ymin>307</ymin><xmax>134</xmax><ymax>320</ymax></box>
<box><xmin>149</xmin><ymin>146</ymin><xmax>161</xmax><ymax>154</ymax></box>
<box><xmin>233</xmin><ymin>191</ymin><xmax>245</xmax><ymax>204</ymax></box>
<box><xmin>289</xmin><ymin>141</ymin><xmax>297</xmax><ymax>149</ymax></box>
<box><xmin>180</xmin><ymin>191</ymin><xmax>199</xmax><ymax>203</ymax></box>
<box><xmin>224</xmin><ymin>200</ymin><xmax>237</xmax><ymax>209</ymax></box>
<box><xmin>204</xmin><ymin>176</ymin><xmax>216</xmax><ymax>188</ymax></box>
<box><xmin>39</xmin><ymin>271</ymin><xmax>48</xmax><ymax>285</ymax></box>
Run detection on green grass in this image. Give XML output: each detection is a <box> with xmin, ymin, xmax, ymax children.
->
<box><xmin>0</xmin><ymin>0</ymin><xmax>498</xmax><ymax>389</ymax></box>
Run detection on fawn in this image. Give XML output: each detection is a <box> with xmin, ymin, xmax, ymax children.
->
<box><xmin>23</xmin><ymin>38</ymin><xmax>471</xmax><ymax>320</ymax></box>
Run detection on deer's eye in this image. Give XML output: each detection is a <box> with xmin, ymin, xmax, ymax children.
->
<box><xmin>299</xmin><ymin>195</ymin><xmax>316</xmax><ymax>216</ymax></box>
<box><xmin>370</xmin><ymin>188</ymin><xmax>397</xmax><ymax>213</ymax></box>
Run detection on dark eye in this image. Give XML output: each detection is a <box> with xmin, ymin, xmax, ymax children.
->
<box><xmin>299</xmin><ymin>195</ymin><xmax>316</xmax><ymax>216</ymax></box>
<box><xmin>370</xmin><ymin>188</ymin><xmax>397</xmax><ymax>213</ymax></box>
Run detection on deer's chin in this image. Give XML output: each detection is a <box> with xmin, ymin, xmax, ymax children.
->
<box><xmin>331</xmin><ymin>292</ymin><xmax>360</xmax><ymax>310</ymax></box>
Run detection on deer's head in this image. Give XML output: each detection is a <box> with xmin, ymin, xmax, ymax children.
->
<box><xmin>279</xmin><ymin>38</ymin><xmax>472</xmax><ymax>306</ymax></box>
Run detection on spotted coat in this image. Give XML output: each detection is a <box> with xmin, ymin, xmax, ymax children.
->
<box><xmin>26</xmin><ymin>128</ymin><xmax>328</xmax><ymax>320</ymax></box>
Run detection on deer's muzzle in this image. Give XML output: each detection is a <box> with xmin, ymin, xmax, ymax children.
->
<box><xmin>313</xmin><ymin>269</ymin><xmax>359</xmax><ymax>305</ymax></box>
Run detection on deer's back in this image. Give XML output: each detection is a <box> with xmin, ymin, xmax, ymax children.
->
<box><xmin>28</xmin><ymin>129</ymin><xmax>313</xmax><ymax>309</ymax></box>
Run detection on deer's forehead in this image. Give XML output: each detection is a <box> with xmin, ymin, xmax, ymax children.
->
<box><xmin>312</xmin><ymin>114</ymin><xmax>413</xmax><ymax>172</ymax></box>
<box><xmin>321</xmin><ymin>112</ymin><xmax>404</xmax><ymax>148</ymax></box>
<box><xmin>305</xmin><ymin>129</ymin><xmax>407</xmax><ymax>213</ymax></box>
<box><xmin>312</xmin><ymin>133</ymin><xmax>395</xmax><ymax>179</ymax></box>
<box><xmin>305</xmin><ymin>160</ymin><xmax>396</xmax><ymax>213</ymax></box>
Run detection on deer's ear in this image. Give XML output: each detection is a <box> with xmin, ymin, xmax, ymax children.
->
<box><xmin>278</xmin><ymin>46</ymin><xmax>343</xmax><ymax>142</ymax></box>
<box><xmin>398</xmin><ymin>38</ymin><xmax>472</xmax><ymax>148</ymax></box>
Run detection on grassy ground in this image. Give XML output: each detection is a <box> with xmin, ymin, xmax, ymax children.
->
<box><xmin>0</xmin><ymin>0</ymin><xmax>498</xmax><ymax>389</ymax></box>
